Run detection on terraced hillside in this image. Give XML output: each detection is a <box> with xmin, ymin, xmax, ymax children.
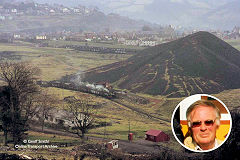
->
<box><xmin>84</xmin><ymin>31</ymin><xmax>240</xmax><ymax>97</ymax></box>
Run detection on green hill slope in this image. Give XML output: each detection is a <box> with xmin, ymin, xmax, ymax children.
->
<box><xmin>0</xmin><ymin>13</ymin><xmax>151</xmax><ymax>33</ymax></box>
<box><xmin>84</xmin><ymin>31</ymin><xmax>240</xmax><ymax>97</ymax></box>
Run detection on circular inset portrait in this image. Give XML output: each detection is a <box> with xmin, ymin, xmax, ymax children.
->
<box><xmin>171</xmin><ymin>94</ymin><xmax>232</xmax><ymax>152</ymax></box>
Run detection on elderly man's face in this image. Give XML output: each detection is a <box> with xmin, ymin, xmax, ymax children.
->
<box><xmin>190</xmin><ymin>105</ymin><xmax>219</xmax><ymax>150</ymax></box>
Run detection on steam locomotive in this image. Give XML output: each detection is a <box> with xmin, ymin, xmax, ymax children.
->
<box><xmin>37</xmin><ymin>80</ymin><xmax>116</xmax><ymax>99</ymax></box>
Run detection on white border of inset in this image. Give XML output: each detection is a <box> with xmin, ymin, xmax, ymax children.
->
<box><xmin>171</xmin><ymin>94</ymin><xmax>232</xmax><ymax>152</ymax></box>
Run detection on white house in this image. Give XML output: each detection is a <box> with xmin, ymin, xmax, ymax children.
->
<box><xmin>49</xmin><ymin>9</ymin><xmax>55</xmax><ymax>13</ymax></box>
<box><xmin>33</xmin><ymin>108</ymin><xmax>87</xmax><ymax>128</ymax></box>
<box><xmin>0</xmin><ymin>16</ymin><xmax>5</xmax><ymax>20</ymax></box>
<box><xmin>139</xmin><ymin>39</ymin><xmax>157</xmax><ymax>47</ymax></box>
<box><xmin>73</xmin><ymin>8</ymin><xmax>80</xmax><ymax>13</ymax></box>
<box><xmin>124</xmin><ymin>39</ymin><xmax>139</xmax><ymax>46</ymax></box>
<box><xmin>11</xmin><ymin>9</ymin><xmax>17</xmax><ymax>13</ymax></box>
<box><xmin>63</xmin><ymin>8</ymin><xmax>70</xmax><ymax>13</ymax></box>
<box><xmin>14</xmin><ymin>34</ymin><xmax>21</xmax><ymax>39</ymax></box>
<box><xmin>36</xmin><ymin>35</ymin><xmax>47</xmax><ymax>40</ymax></box>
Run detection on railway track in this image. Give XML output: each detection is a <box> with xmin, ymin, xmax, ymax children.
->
<box><xmin>38</xmin><ymin>80</ymin><xmax>170</xmax><ymax>124</ymax></box>
<box><xmin>111</xmin><ymin>99</ymin><xmax>170</xmax><ymax>124</ymax></box>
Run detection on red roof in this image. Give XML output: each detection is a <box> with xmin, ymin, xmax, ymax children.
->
<box><xmin>146</xmin><ymin>129</ymin><xmax>162</xmax><ymax>136</ymax></box>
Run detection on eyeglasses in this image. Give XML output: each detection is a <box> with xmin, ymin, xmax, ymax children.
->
<box><xmin>190</xmin><ymin>118</ymin><xmax>217</xmax><ymax>128</ymax></box>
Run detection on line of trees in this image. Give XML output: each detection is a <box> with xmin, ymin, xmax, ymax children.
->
<box><xmin>34</xmin><ymin>90</ymin><xmax>58</xmax><ymax>132</ymax></box>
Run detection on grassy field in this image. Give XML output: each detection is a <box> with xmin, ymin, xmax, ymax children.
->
<box><xmin>213</xmin><ymin>88</ymin><xmax>240</xmax><ymax>109</ymax></box>
<box><xmin>44</xmin><ymin>87</ymin><xmax>173</xmax><ymax>140</ymax></box>
<box><xmin>0</xmin><ymin>42</ymin><xmax>132</xmax><ymax>81</ymax></box>
<box><xmin>43</xmin><ymin>87</ymin><xmax>183</xmax><ymax>154</ymax></box>
<box><xmin>47</xmin><ymin>40</ymin><xmax>145</xmax><ymax>50</ymax></box>
<box><xmin>225</xmin><ymin>39</ymin><xmax>240</xmax><ymax>51</ymax></box>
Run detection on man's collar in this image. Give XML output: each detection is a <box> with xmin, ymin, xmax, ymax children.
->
<box><xmin>194</xmin><ymin>139</ymin><xmax>219</xmax><ymax>151</ymax></box>
<box><xmin>193</xmin><ymin>140</ymin><xmax>202</xmax><ymax>151</ymax></box>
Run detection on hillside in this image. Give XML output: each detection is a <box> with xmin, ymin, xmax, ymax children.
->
<box><xmin>0</xmin><ymin>11</ymin><xmax>154</xmax><ymax>33</ymax></box>
<box><xmin>84</xmin><ymin>31</ymin><xmax>240</xmax><ymax>97</ymax></box>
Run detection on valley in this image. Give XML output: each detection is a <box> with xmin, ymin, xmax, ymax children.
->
<box><xmin>0</xmin><ymin>33</ymin><xmax>240</xmax><ymax>159</ymax></box>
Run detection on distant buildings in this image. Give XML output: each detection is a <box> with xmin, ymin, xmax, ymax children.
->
<box><xmin>124</xmin><ymin>39</ymin><xmax>139</xmax><ymax>46</ymax></box>
<box><xmin>211</xmin><ymin>28</ymin><xmax>240</xmax><ymax>40</ymax></box>
<box><xmin>0</xmin><ymin>1</ymin><xmax>239</xmax><ymax>43</ymax></box>
<box><xmin>0</xmin><ymin>1</ymin><xmax>95</xmax><ymax>17</ymax></box>
<box><xmin>36</xmin><ymin>35</ymin><xmax>47</xmax><ymax>40</ymax></box>
<box><xmin>13</xmin><ymin>34</ymin><xmax>21</xmax><ymax>39</ymax></box>
<box><xmin>124</xmin><ymin>37</ymin><xmax>160</xmax><ymax>47</ymax></box>
<box><xmin>62</xmin><ymin>8</ymin><xmax>70</xmax><ymax>13</ymax></box>
<box><xmin>139</xmin><ymin>38</ymin><xmax>158</xmax><ymax>47</ymax></box>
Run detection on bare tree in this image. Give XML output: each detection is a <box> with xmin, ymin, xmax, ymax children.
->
<box><xmin>35</xmin><ymin>90</ymin><xmax>58</xmax><ymax>131</ymax></box>
<box><xmin>0</xmin><ymin>62</ymin><xmax>40</xmax><ymax>145</ymax></box>
<box><xmin>65</xmin><ymin>96</ymin><xmax>95</xmax><ymax>139</ymax></box>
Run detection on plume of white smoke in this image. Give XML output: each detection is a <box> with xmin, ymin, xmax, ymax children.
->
<box><xmin>71</xmin><ymin>71</ymin><xmax>110</xmax><ymax>93</ymax></box>
<box><xmin>71</xmin><ymin>71</ymin><xmax>85</xmax><ymax>86</ymax></box>
<box><xmin>86</xmin><ymin>83</ymin><xmax>95</xmax><ymax>89</ymax></box>
<box><xmin>86</xmin><ymin>83</ymin><xmax>109</xmax><ymax>93</ymax></box>
<box><xmin>96</xmin><ymin>84</ymin><xmax>109</xmax><ymax>93</ymax></box>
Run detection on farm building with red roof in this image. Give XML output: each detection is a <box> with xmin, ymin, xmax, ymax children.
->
<box><xmin>145</xmin><ymin>129</ymin><xmax>170</xmax><ymax>142</ymax></box>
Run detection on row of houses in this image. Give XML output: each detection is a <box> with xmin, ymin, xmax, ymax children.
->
<box><xmin>0</xmin><ymin>2</ymin><xmax>96</xmax><ymax>17</ymax></box>
<box><xmin>4</xmin><ymin>25</ymin><xmax>240</xmax><ymax>47</ymax></box>
<box><xmin>8</xmin><ymin>32</ymin><xmax>166</xmax><ymax>47</ymax></box>
<box><xmin>124</xmin><ymin>38</ymin><xmax>159</xmax><ymax>47</ymax></box>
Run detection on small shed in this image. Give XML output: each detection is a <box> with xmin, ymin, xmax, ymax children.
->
<box><xmin>145</xmin><ymin>129</ymin><xmax>170</xmax><ymax>142</ymax></box>
<box><xmin>106</xmin><ymin>140</ymin><xmax>119</xmax><ymax>150</ymax></box>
